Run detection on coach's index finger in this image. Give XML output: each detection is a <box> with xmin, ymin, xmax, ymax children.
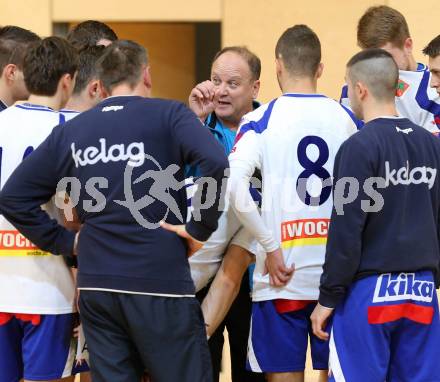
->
<box><xmin>191</xmin><ymin>88</ymin><xmax>204</xmax><ymax>100</ymax></box>
<box><xmin>196</xmin><ymin>82</ymin><xmax>213</xmax><ymax>99</ymax></box>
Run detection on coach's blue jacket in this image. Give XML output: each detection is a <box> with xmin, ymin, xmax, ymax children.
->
<box><xmin>0</xmin><ymin>96</ymin><xmax>228</xmax><ymax>295</ymax></box>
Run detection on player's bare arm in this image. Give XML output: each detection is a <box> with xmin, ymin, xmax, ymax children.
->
<box><xmin>201</xmin><ymin>244</ymin><xmax>254</xmax><ymax>337</ymax></box>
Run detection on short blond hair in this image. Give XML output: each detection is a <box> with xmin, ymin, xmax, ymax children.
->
<box><xmin>357</xmin><ymin>6</ymin><xmax>410</xmax><ymax>49</ymax></box>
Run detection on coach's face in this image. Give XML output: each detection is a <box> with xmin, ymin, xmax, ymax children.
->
<box><xmin>211</xmin><ymin>52</ymin><xmax>260</xmax><ymax>129</ymax></box>
<box><xmin>429</xmin><ymin>56</ymin><xmax>440</xmax><ymax>96</ymax></box>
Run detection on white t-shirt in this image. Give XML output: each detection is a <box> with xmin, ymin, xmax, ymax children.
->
<box><xmin>0</xmin><ymin>103</ymin><xmax>75</xmax><ymax>314</ymax></box>
<box><xmin>186</xmin><ymin>178</ymin><xmax>255</xmax><ymax>291</ymax></box>
<box><xmin>341</xmin><ymin>64</ymin><xmax>440</xmax><ymax>133</ymax></box>
<box><xmin>228</xmin><ymin>94</ymin><xmax>357</xmax><ymax>301</ymax></box>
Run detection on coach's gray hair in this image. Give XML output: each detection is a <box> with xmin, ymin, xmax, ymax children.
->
<box><xmin>347</xmin><ymin>48</ymin><xmax>398</xmax><ymax>101</ymax></box>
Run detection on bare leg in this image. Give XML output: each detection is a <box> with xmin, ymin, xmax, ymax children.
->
<box><xmin>80</xmin><ymin>372</ymin><xmax>92</xmax><ymax>382</ymax></box>
<box><xmin>318</xmin><ymin>370</ymin><xmax>328</xmax><ymax>382</ymax></box>
<box><xmin>201</xmin><ymin>244</ymin><xmax>254</xmax><ymax>337</ymax></box>
<box><xmin>267</xmin><ymin>371</ymin><xmax>304</xmax><ymax>382</ymax></box>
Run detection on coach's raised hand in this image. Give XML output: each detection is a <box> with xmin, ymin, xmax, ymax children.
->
<box><xmin>188</xmin><ymin>80</ymin><xmax>219</xmax><ymax>121</ymax></box>
<box><xmin>160</xmin><ymin>221</ymin><xmax>204</xmax><ymax>257</ymax></box>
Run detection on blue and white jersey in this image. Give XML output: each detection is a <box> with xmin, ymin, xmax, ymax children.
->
<box><xmin>340</xmin><ymin>64</ymin><xmax>440</xmax><ymax>133</ymax></box>
<box><xmin>60</xmin><ymin>108</ymin><xmax>80</xmax><ymax>122</ymax></box>
<box><xmin>0</xmin><ymin>103</ymin><xmax>75</xmax><ymax>314</ymax></box>
<box><xmin>228</xmin><ymin>94</ymin><xmax>357</xmax><ymax>301</ymax></box>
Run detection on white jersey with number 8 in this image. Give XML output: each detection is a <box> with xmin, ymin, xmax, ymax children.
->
<box><xmin>229</xmin><ymin>94</ymin><xmax>357</xmax><ymax>301</ymax></box>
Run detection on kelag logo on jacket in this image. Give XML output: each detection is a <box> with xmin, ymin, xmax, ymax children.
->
<box><xmin>71</xmin><ymin>138</ymin><xmax>145</xmax><ymax>168</ymax></box>
<box><xmin>384</xmin><ymin>161</ymin><xmax>437</xmax><ymax>189</ymax></box>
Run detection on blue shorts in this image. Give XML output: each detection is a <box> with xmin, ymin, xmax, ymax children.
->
<box><xmin>0</xmin><ymin>312</ymin><xmax>87</xmax><ymax>382</ymax></box>
<box><xmin>329</xmin><ymin>271</ymin><xmax>440</xmax><ymax>382</ymax></box>
<box><xmin>247</xmin><ymin>300</ymin><xmax>329</xmax><ymax>372</ymax></box>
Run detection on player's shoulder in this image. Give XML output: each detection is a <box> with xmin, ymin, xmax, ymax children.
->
<box><xmin>0</xmin><ymin>103</ymin><xmax>17</xmax><ymax>120</ymax></box>
<box><xmin>280</xmin><ymin>92</ymin><xmax>356</xmax><ymax>118</ymax></box>
<box><xmin>389</xmin><ymin>119</ymin><xmax>440</xmax><ymax>158</ymax></box>
<box><xmin>319</xmin><ymin>94</ymin><xmax>353</xmax><ymax>113</ymax></box>
<box><xmin>132</xmin><ymin>96</ymin><xmax>187</xmax><ymax>111</ymax></box>
<box><xmin>0</xmin><ymin>103</ymin><xmax>32</xmax><ymax>118</ymax></box>
<box><xmin>93</xmin><ymin>96</ymin><xmax>186</xmax><ymax>114</ymax></box>
<box><xmin>0</xmin><ymin>105</ymin><xmax>20</xmax><ymax>131</ymax></box>
<box><xmin>354</xmin><ymin>117</ymin><xmax>430</xmax><ymax>145</ymax></box>
<box><xmin>399</xmin><ymin>62</ymin><xmax>428</xmax><ymax>77</ymax></box>
<box><xmin>313</xmin><ymin>95</ymin><xmax>363</xmax><ymax>130</ymax></box>
<box><xmin>397</xmin><ymin>63</ymin><xmax>429</xmax><ymax>89</ymax></box>
<box><xmin>236</xmin><ymin>100</ymin><xmax>279</xmax><ymax>141</ymax></box>
<box><xmin>132</xmin><ymin>97</ymin><xmax>198</xmax><ymax>123</ymax></box>
<box><xmin>0</xmin><ymin>103</ymin><xmax>59</xmax><ymax>123</ymax></box>
<box><xmin>242</xmin><ymin>99</ymin><xmax>277</xmax><ymax>123</ymax></box>
<box><xmin>409</xmin><ymin>120</ymin><xmax>440</xmax><ymax>143</ymax></box>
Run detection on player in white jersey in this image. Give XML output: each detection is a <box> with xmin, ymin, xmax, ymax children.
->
<box><xmin>0</xmin><ymin>26</ymin><xmax>40</xmax><ymax>111</ymax></box>
<box><xmin>185</xmin><ymin>179</ymin><xmax>255</xmax><ymax>293</ymax></box>
<box><xmin>340</xmin><ymin>5</ymin><xmax>440</xmax><ymax>133</ymax></box>
<box><xmin>181</xmin><ymin>177</ymin><xmax>258</xmax><ymax>341</ymax></box>
<box><xmin>0</xmin><ymin>37</ymin><xmax>79</xmax><ymax>382</ymax></box>
<box><xmin>424</xmin><ymin>35</ymin><xmax>440</xmax><ymax>97</ymax></box>
<box><xmin>227</xmin><ymin>25</ymin><xmax>357</xmax><ymax>382</ymax></box>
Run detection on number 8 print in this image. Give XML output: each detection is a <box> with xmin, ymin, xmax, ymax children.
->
<box><xmin>296</xmin><ymin>136</ymin><xmax>331</xmax><ymax>206</ymax></box>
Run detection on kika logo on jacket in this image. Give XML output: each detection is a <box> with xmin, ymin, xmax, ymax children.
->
<box><xmin>71</xmin><ymin>138</ymin><xmax>145</xmax><ymax>168</ymax></box>
<box><xmin>373</xmin><ymin>273</ymin><xmax>434</xmax><ymax>303</ymax></box>
<box><xmin>384</xmin><ymin>161</ymin><xmax>437</xmax><ymax>189</ymax></box>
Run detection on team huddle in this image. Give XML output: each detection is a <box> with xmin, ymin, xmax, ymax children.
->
<box><xmin>0</xmin><ymin>4</ymin><xmax>440</xmax><ymax>382</ymax></box>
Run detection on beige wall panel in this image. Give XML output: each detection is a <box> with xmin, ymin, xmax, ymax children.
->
<box><xmin>388</xmin><ymin>0</ymin><xmax>440</xmax><ymax>64</ymax></box>
<box><xmin>104</xmin><ymin>23</ymin><xmax>195</xmax><ymax>102</ymax></box>
<box><xmin>0</xmin><ymin>0</ymin><xmax>51</xmax><ymax>36</ymax></box>
<box><xmin>223</xmin><ymin>0</ymin><xmax>386</xmax><ymax>102</ymax></box>
<box><xmin>54</xmin><ymin>0</ymin><xmax>221</xmax><ymax>22</ymax></box>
